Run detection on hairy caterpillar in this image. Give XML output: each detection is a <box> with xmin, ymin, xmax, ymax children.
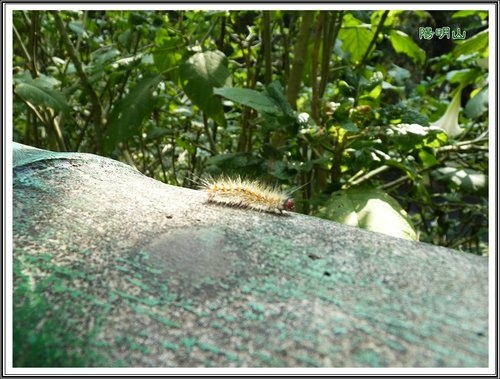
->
<box><xmin>201</xmin><ymin>176</ymin><xmax>295</xmax><ymax>214</ymax></box>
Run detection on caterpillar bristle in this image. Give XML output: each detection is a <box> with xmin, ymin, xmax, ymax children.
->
<box><xmin>201</xmin><ymin>176</ymin><xmax>294</xmax><ymax>214</ymax></box>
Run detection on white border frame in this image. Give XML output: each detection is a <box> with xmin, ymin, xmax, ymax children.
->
<box><xmin>3</xmin><ymin>2</ymin><xmax>497</xmax><ymax>376</ymax></box>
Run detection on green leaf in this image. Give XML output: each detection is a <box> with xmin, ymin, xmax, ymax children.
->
<box><xmin>452</xmin><ymin>10</ymin><xmax>488</xmax><ymax>20</ymax></box>
<box><xmin>432</xmin><ymin>167</ymin><xmax>487</xmax><ymax>194</ymax></box>
<box><xmin>338</xmin><ymin>15</ymin><xmax>374</xmax><ymax>63</ymax></box>
<box><xmin>418</xmin><ymin>148</ymin><xmax>438</xmax><ymax>168</ymax></box>
<box><xmin>388</xmin><ymin>64</ymin><xmax>411</xmax><ymax>84</ymax></box>
<box><xmin>146</xmin><ymin>126</ymin><xmax>172</xmax><ymax>140</ymax></box>
<box><xmin>179</xmin><ymin>50</ymin><xmax>231</xmax><ymax>125</ymax></box>
<box><xmin>389</xmin><ymin>30</ymin><xmax>426</xmax><ymax>65</ymax></box>
<box><xmin>129</xmin><ymin>12</ymin><xmax>148</xmax><ymax>25</ymax></box>
<box><xmin>103</xmin><ymin>74</ymin><xmax>162</xmax><ymax>153</ymax></box>
<box><xmin>92</xmin><ymin>47</ymin><xmax>120</xmax><ymax>67</ymax></box>
<box><xmin>153</xmin><ymin>36</ymin><xmax>184</xmax><ymax>80</ymax></box>
<box><xmin>446</xmin><ymin>68</ymin><xmax>482</xmax><ymax>86</ymax></box>
<box><xmin>265</xmin><ymin>81</ymin><xmax>295</xmax><ymax>118</ymax></box>
<box><xmin>14</xmin><ymin>78</ymin><xmax>70</xmax><ymax>114</ymax></box>
<box><xmin>465</xmin><ymin>86</ymin><xmax>488</xmax><ymax>119</ymax></box>
<box><xmin>358</xmin><ymin>84</ymin><xmax>382</xmax><ymax>107</ymax></box>
<box><xmin>370</xmin><ymin>10</ymin><xmax>400</xmax><ymax>27</ymax></box>
<box><xmin>318</xmin><ymin>188</ymin><xmax>417</xmax><ymax>241</ymax></box>
<box><xmin>452</xmin><ymin>29</ymin><xmax>488</xmax><ymax>58</ymax></box>
<box><xmin>213</xmin><ymin>87</ymin><xmax>277</xmax><ymax>114</ymax></box>
<box><xmin>68</xmin><ymin>21</ymin><xmax>88</xmax><ymax>38</ymax></box>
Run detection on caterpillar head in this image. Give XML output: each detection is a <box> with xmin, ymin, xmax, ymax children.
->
<box><xmin>282</xmin><ymin>197</ymin><xmax>295</xmax><ymax>211</ymax></box>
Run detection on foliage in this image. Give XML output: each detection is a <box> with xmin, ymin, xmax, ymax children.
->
<box><xmin>317</xmin><ymin>187</ymin><xmax>417</xmax><ymax>241</ymax></box>
<box><xmin>12</xmin><ymin>10</ymin><xmax>489</xmax><ymax>254</ymax></box>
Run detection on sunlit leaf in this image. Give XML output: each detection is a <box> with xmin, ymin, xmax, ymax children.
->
<box><xmin>452</xmin><ymin>10</ymin><xmax>488</xmax><ymax>20</ymax></box>
<box><xmin>418</xmin><ymin>148</ymin><xmax>438</xmax><ymax>168</ymax></box>
<box><xmin>389</xmin><ymin>30</ymin><xmax>426</xmax><ymax>65</ymax></box>
<box><xmin>452</xmin><ymin>29</ymin><xmax>488</xmax><ymax>58</ymax></box>
<box><xmin>338</xmin><ymin>14</ymin><xmax>374</xmax><ymax>63</ymax></box>
<box><xmin>318</xmin><ymin>188</ymin><xmax>417</xmax><ymax>241</ymax></box>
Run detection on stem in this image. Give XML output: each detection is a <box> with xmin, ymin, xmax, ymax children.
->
<box><xmin>13</xmin><ymin>25</ymin><xmax>32</xmax><ymax>71</ymax></box>
<box><xmin>53</xmin><ymin>11</ymin><xmax>105</xmax><ymax>153</ymax></box>
<box><xmin>286</xmin><ymin>11</ymin><xmax>315</xmax><ymax>109</ymax></box>
<box><xmin>348</xmin><ymin>164</ymin><xmax>390</xmax><ymax>187</ymax></box>
<box><xmin>156</xmin><ymin>143</ymin><xmax>168</xmax><ymax>183</ymax></box>
<box><xmin>262</xmin><ymin>11</ymin><xmax>272</xmax><ymax>84</ymax></box>
<box><xmin>356</xmin><ymin>10</ymin><xmax>389</xmax><ymax>70</ymax></box>
<box><xmin>27</xmin><ymin>11</ymin><xmax>40</xmax><ymax>77</ymax></box>
<box><xmin>310</xmin><ymin>12</ymin><xmax>323</xmax><ymax>121</ymax></box>
<box><xmin>203</xmin><ymin>113</ymin><xmax>217</xmax><ymax>154</ymax></box>
<box><xmin>318</xmin><ymin>11</ymin><xmax>343</xmax><ymax>100</ymax></box>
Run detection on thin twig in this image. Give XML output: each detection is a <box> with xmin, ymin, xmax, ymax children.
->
<box><xmin>53</xmin><ymin>12</ymin><xmax>105</xmax><ymax>153</ymax></box>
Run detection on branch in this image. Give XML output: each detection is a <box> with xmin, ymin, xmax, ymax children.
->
<box><xmin>348</xmin><ymin>164</ymin><xmax>390</xmax><ymax>187</ymax></box>
<box><xmin>53</xmin><ymin>12</ymin><xmax>105</xmax><ymax>153</ymax></box>
<box><xmin>436</xmin><ymin>137</ymin><xmax>489</xmax><ymax>153</ymax></box>
<box><xmin>356</xmin><ymin>10</ymin><xmax>389</xmax><ymax>70</ymax></box>
<box><xmin>318</xmin><ymin>11</ymin><xmax>343</xmax><ymax>99</ymax></box>
<box><xmin>286</xmin><ymin>11</ymin><xmax>315</xmax><ymax>109</ymax></box>
<box><xmin>262</xmin><ymin>11</ymin><xmax>272</xmax><ymax>85</ymax></box>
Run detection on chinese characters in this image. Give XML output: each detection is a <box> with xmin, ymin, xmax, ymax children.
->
<box><xmin>419</xmin><ymin>27</ymin><xmax>466</xmax><ymax>40</ymax></box>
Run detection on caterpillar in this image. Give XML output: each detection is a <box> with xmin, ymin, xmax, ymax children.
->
<box><xmin>200</xmin><ymin>176</ymin><xmax>295</xmax><ymax>214</ymax></box>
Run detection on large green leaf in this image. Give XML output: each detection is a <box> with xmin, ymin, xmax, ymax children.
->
<box><xmin>179</xmin><ymin>50</ymin><xmax>231</xmax><ymax>125</ymax></box>
<box><xmin>318</xmin><ymin>188</ymin><xmax>417</xmax><ymax>241</ymax></box>
<box><xmin>213</xmin><ymin>87</ymin><xmax>278</xmax><ymax>114</ymax></box>
<box><xmin>389</xmin><ymin>30</ymin><xmax>426</xmax><ymax>65</ymax></box>
<box><xmin>338</xmin><ymin>17</ymin><xmax>374</xmax><ymax>63</ymax></box>
<box><xmin>14</xmin><ymin>77</ymin><xmax>70</xmax><ymax>114</ymax></box>
<box><xmin>452</xmin><ymin>29</ymin><xmax>488</xmax><ymax>58</ymax></box>
<box><xmin>103</xmin><ymin>74</ymin><xmax>162</xmax><ymax>153</ymax></box>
